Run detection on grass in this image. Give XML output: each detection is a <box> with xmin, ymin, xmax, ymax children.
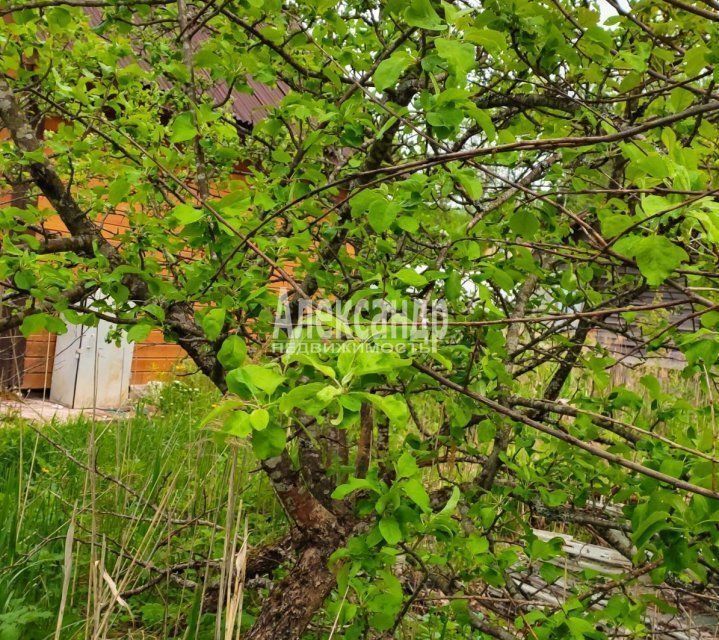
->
<box><xmin>0</xmin><ymin>377</ymin><xmax>284</xmax><ymax>640</ymax></box>
<box><xmin>1</xmin><ymin>364</ymin><xmax>715</xmax><ymax>639</ymax></box>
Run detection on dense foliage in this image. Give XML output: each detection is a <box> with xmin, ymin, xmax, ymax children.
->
<box><xmin>2</xmin><ymin>0</ymin><xmax>719</xmax><ymax>637</ymax></box>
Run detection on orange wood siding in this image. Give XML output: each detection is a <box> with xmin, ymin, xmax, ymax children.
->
<box><xmin>2</xmin><ymin>138</ymin><xmax>242</xmax><ymax>390</ymax></box>
<box><xmin>130</xmin><ymin>330</ymin><xmax>185</xmax><ymax>385</ymax></box>
<box><xmin>20</xmin><ymin>332</ymin><xmax>56</xmax><ymax>389</ymax></box>
<box><xmin>19</xmin><ymin>329</ymin><xmax>186</xmax><ymax>389</ymax></box>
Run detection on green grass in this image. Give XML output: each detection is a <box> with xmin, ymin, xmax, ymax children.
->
<box><xmin>1</xmin><ymin>365</ymin><xmax>715</xmax><ymax>639</ymax></box>
<box><xmin>0</xmin><ymin>378</ymin><xmax>284</xmax><ymax>640</ymax></box>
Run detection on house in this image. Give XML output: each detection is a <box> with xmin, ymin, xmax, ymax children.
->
<box><xmin>592</xmin><ymin>269</ymin><xmax>698</xmax><ymax>371</ymax></box>
<box><xmin>0</xmin><ymin>7</ymin><xmax>286</xmax><ymax>402</ymax></box>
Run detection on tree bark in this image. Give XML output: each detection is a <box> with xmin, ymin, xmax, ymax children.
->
<box><xmin>245</xmin><ymin>545</ymin><xmax>337</xmax><ymax>640</ymax></box>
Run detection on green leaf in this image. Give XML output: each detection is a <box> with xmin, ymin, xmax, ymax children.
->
<box><xmin>632</xmin><ymin>510</ymin><xmax>671</xmax><ymax>548</ymax></box>
<box><xmin>476</xmin><ymin>419</ymin><xmax>496</xmax><ymax>442</ymax></box>
<box><xmin>509</xmin><ymin>211</ymin><xmax>539</xmax><ymax>238</ymax></box>
<box><xmin>567</xmin><ymin>616</ymin><xmax>595</xmax><ymax>638</ymax></box>
<box><xmin>201</xmin><ymin>308</ymin><xmax>225</xmax><ymax>341</ymax></box>
<box><xmin>397</xmin><ymin>215</ymin><xmax>419</xmax><ymax>233</ymax></box>
<box><xmin>404</xmin><ymin>0</ymin><xmax>445</xmax><ymax>30</ymax></box>
<box><xmin>279</xmin><ymin>382</ymin><xmax>338</xmax><ymax>415</ymax></box>
<box><xmin>331</xmin><ymin>476</ymin><xmax>378</xmax><ymax>500</ymax></box>
<box><xmin>402</xmin><ymin>478</ymin><xmax>431</xmax><ymax>511</ymax></box>
<box><xmin>635</xmin><ymin>153</ymin><xmax>671</xmax><ymax>180</ymax></box>
<box><xmin>349</xmin><ymin>189</ymin><xmax>384</xmax><ymax>218</ymax></box>
<box><xmin>127</xmin><ymin>323</ymin><xmax>152</xmax><ymax>343</ymax></box>
<box><xmin>368</xmin><ymin>201</ymin><xmax>399</xmax><ymax>234</ymax></box>
<box><xmin>14</xmin><ymin>271</ymin><xmax>35</xmax><ymax>290</ymax></box>
<box><xmin>107</xmin><ymin>178</ymin><xmax>130</xmax><ymax>206</ymax></box>
<box><xmin>378</xmin><ymin>514</ymin><xmax>402</xmax><ymax>545</ymax></box>
<box><xmin>396</xmin><ymin>451</ymin><xmax>419</xmax><ymax>478</ymax></box>
<box><xmin>169</xmin><ymin>112</ymin><xmax>197</xmax><ymax>143</ymax></box>
<box><xmin>440</xmin><ymin>486</ymin><xmax>460</xmax><ymax>515</ymax></box>
<box><xmin>224</xmin><ymin>410</ymin><xmax>252</xmax><ymax>438</ymax></box>
<box><xmin>435</xmin><ymin>38</ymin><xmax>475</xmax><ymax>77</ymax></box>
<box><xmin>171</xmin><ymin>203</ymin><xmax>203</xmax><ymax>226</ymax></box>
<box><xmin>373</xmin><ymin>51</ymin><xmax>413</xmax><ymax>92</ymax></box>
<box><xmin>363</xmin><ymin>393</ymin><xmax>409</xmax><ymax>426</ymax></box>
<box><xmin>445</xmin><ymin>270</ymin><xmax>462</xmax><ymax>301</ymax></box>
<box><xmin>633</xmin><ymin>236</ymin><xmax>688</xmax><ymax>286</ymax></box>
<box><xmin>251</xmin><ymin>425</ymin><xmax>287</xmax><ymax>459</ymax></box>
<box><xmin>348</xmin><ymin>352</ymin><xmax>412</xmax><ymax>378</ymax></box>
<box><xmin>217</xmin><ymin>335</ymin><xmax>247</xmax><ymax>369</ymax></box>
<box><xmin>640</xmin><ymin>195</ymin><xmax>671</xmax><ymax>216</ymax></box>
<box><xmin>367</xmin><ymin>571</ymin><xmax>404</xmax><ymax>629</ymax></box>
<box><xmin>465</xmin><ymin>27</ymin><xmax>506</xmax><ymax>54</ymax></box>
<box><xmin>395</xmin><ymin>268</ymin><xmax>428</xmax><ymax>287</ymax></box>
<box><xmin>227</xmin><ymin>364</ymin><xmax>285</xmax><ymax>396</ymax></box>
<box><xmin>598</xmin><ymin>211</ymin><xmax>635</xmax><ymax>237</ymax></box>
<box><xmin>20</xmin><ymin>313</ymin><xmax>67</xmax><ymax>337</ymax></box>
<box><xmin>47</xmin><ymin>7</ymin><xmax>71</xmax><ymax>29</ymax></box>
<box><xmin>198</xmin><ymin>399</ymin><xmax>246</xmax><ymax>428</ymax></box>
<box><xmin>453</xmin><ymin>168</ymin><xmax>483</xmax><ymax>200</ymax></box>
<box><xmin>282</xmin><ymin>352</ymin><xmax>336</xmax><ymax>379</ymax></box>
<box><xmin>250</xmin><ymin>408</ymin><xmax>270</xmax><ymax>430</ymax></box>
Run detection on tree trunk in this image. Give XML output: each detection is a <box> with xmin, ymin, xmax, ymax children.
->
<box><xmin>245</xmin><ymin>545</ymin><xmax>337</xmax><ymax>640</ymax></box>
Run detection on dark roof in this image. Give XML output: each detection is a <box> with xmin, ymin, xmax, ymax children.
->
<box><xmin>83</xmin><ymin>7</ymin><xmax>287</xmax><ymax>125</ymax></box>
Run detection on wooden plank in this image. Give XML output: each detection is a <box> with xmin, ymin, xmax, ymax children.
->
<box><xmin>131</xmin><ymin>344</ymin><xmax>184</xmax><ymax>354</ymax></box>
<box><xmin>20</xmin><ymin>355</ymin><xmax>55</xmax><ymax>372</ymax></box>
<box><xmin>130</xmin><ymin>370</ymin><xmax>175</xmax><ymax>385</ymax></box>
<box><xmin>21</xmin><ymin>333</ymin><xmax>57</xmax><ymax>388</ymax></box>
<box><xmin>131</xmin><ymin>361</ymin><xmax>183</xmax><ymax>373</ymax></box>
<box><xmin>533</xmin><ymin>529</ymin><xmax>631</xmax><ymax>575</ymax></box>
<box><xmin>22</xmin><ymin>372</ymin><xmax>53</xmax><ymax>389</ymax></box>
<box><xmin>23</xmin><ymin>336</ymin><xmax>57</xmax><ymax>358</ymax></box>
<box><xmin>0</xmin><ymin>296</ymin><xmax>25</xmax><ymax>390</ymax></box>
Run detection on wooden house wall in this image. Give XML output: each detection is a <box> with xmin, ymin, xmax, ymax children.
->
<box><xmin>593</xmin><ymin>275</ymin><xmax>697</xmax><ymax>369</ymax></box>
<box><xmin>0</xmin><ymin>8</ymin><xmax>288</xmax><ymax>393</ymax></box>
<box><xmin>2</xmin><ymin>119</ymin><xmax>192</xmax><ymax>390</ymax></box>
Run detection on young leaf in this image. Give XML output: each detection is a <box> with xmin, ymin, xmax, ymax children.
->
<box><xmin>378</xmin><ymin>514</ymin><xmax>403</xmax><ymax>545</ymax></box>
<box><xmin>201</xmin><ymin>308</ymin><xmax>226</xmax><ymax>341</ymax></box>
<box><xmin>126</xmin><ymin>323</ymin><xmax>152</xmax><ymax>343</ymax></box>
<box><xmin>395</xmin><ymin>268</ymin><xmax>428</xmax><ymax>287</ymax></box>
<box><xmin>396</xmin><ymin>451</ymin><xmax>419</xmax><ymax>478</ymax></box>
<box><xmin>20</xmin><ymin>313</ymin><xmax>67</xmax><ymax>337</ymax></box>
<box><xmin>171</xmin><ymin>203</ymin><xmax>203</xmax><ymax>226</ymax></box>
<box><xmin>373</xmin><ymin>51</ymin><xmax>413</xmax><ymax>92</ymax></box>
<box><xmin>402</xmin><ymin>478</ymin><xmax>431</xmax><ymax>511</ymax></box>
<box><xmin>368</xmin><ymin>201</ymin><xmax>399</xmax><ymax>234</ymax></box>
<box><xmin>251</xmin><ymin>425</ymin><xmax>287</xmax><ymax>459</ymax></box>
<box><xmin>224</xmin><ymin>410</ymin><xmax>252</xmax><ymax>438</ymax></box>
<box><xmin>331</xmin><ymin>476</ymin><xmax>378</xmax><ymax>500</ymax></box>
<box><xmin>363</xmin><ymin>393</ymin><xmax>409</xmax><ymax>426</ymax></box>
<box><xmin>445</xmin><ymin>270</ymin><xmax>462</xmax><ymax>301</ymax></box>
<box><xmin>169</xmin><ymin>112</ymin><xmax>197</xmax><ymax>143</ymax></box>
<box><xmin>107</xmin><ymin>178</ymin><xmax>130</xmax><ymax>205</ymax></box>
<box><xmin>435</xmin><ymin>38</ymin><xmax>476</xmax><ymax>78</ymax></box>
<box><xmin>228</xmin><ymin>364</ymin><xmax>285</xmax><ymax>396</ymax></box>
<box><xmin>509</xmin><ymin>211</ymin><xmax>540</xmax><ymax>238</ymax></box>
<box><xmin>404</xmin><ymin>0</ymin><xmax>445</xmax><ymax>30</ymax></box>
<box><xmin>218</xmin><ymin>335</ymin><xmax>247</xmax><ymax>369</ymax></box>
<box><xmin>633</xmin><ymin>236</ymin><xmax>688</xmax><ymax>286</ymax></box>
<box><xmin>279</xmin><ymin>382</ymin><xmax>337</xmax><ymax>415</ymax></box>
<box><xmin>250</xmin><ymin>408</ymin><xmax>270</xmax><ymax>430</ymax></box>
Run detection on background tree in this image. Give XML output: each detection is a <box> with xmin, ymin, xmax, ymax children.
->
<box><xmin>2</xmin><ymin>0</ymin><xmax>719</xmax><ymax>638</ymax></box>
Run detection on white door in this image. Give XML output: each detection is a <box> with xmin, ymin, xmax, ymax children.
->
<box><xmin>50</xmin><ymin>319</ymin><xmax>134</xmax><ymax>409</ymax></box>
